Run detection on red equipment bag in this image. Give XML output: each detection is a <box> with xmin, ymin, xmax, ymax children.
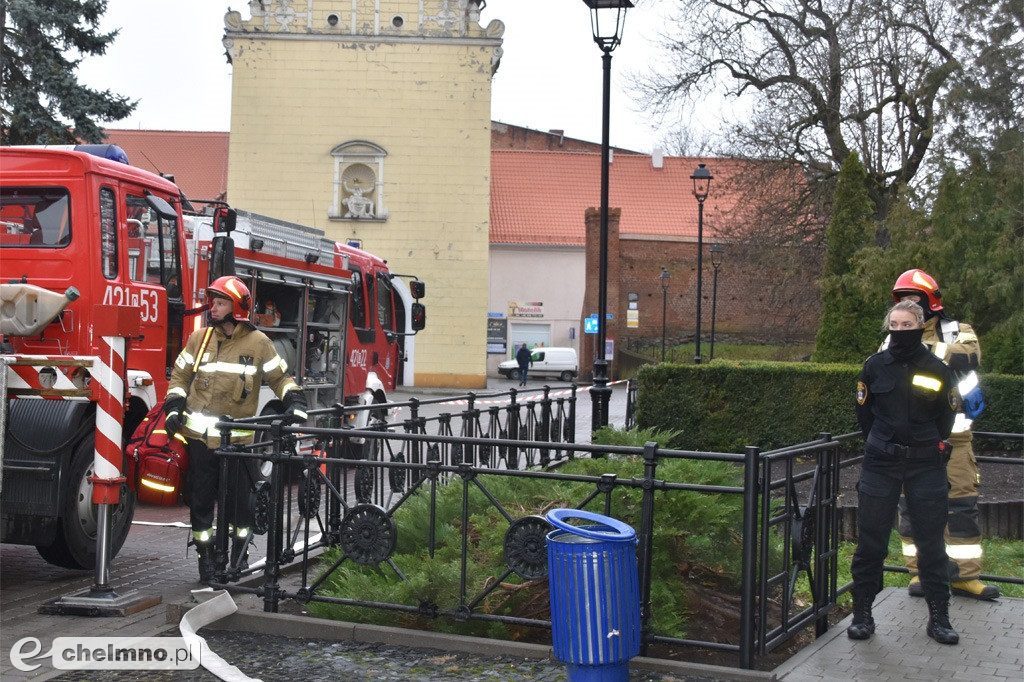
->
<box><xmin>126</xmin><ymin>401</ymin><xmax>189</xmax><ymax>506</ymax></box>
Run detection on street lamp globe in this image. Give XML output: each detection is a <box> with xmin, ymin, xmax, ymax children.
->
<box><xmin>583</xmin><ymin>0</ymin><xmax>634</xmax><ymax>52</ymax></box>
<box><xmin>691</xmin><ymin>162</ymin><xmax>713</xmax><ymax>201</ymax></box>
<box><xmin>711</xmin><ymin>243</ymin><xmax>725</xmax><ymax>268</ymax></box>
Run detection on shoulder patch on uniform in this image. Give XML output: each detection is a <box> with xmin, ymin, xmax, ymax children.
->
<box><xmin>949</xmin><ymin>388</ymin><xmax>961</xmax><ymax>411</ymax></box>
<box><xmin>856</xmin><ymin>381</ymin><xmax>868</xmax><ymax>405</ymax></box>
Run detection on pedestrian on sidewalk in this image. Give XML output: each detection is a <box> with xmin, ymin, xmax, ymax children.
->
<box><xmin>515</xmin><ymin>343</ymin><xmax>533</xmax><ymax>387</ymax></box>
<box><xmin>850</xmin><ymin>300</ymin><xmax>960</xmax><ymax>645</ymax></box>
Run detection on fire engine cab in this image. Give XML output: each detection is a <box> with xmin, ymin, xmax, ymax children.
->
<box><xmin>0</xmin><ymin>145</ymin><xmax>425</xmax><ymax>569</ymax></box>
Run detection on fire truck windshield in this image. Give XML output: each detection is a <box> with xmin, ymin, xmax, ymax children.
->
<box><xmin>0</xmin><ymin>187</ymin><xmax>72</xmax><ymax>247</ymax></box>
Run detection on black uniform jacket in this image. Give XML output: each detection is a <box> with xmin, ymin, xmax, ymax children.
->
<box><xmin>856</xmin><ymin>345</ymin><xmax>957</xmax><ymax>448</ymax></box>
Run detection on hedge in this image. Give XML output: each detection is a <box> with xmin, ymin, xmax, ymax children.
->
<box><xmin>635</xmin><ymin>360</ymin><xmax>1024</xmax><ymax>453</ymax></box>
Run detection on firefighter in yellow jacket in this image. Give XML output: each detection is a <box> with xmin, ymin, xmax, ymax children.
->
<box><xmin>163</xmin><ymin>276</ymin><xmax>307</xmax><ymax>583</ymax></box>
<box><xmin>885</xmin><ymin>269</ymin><xmax>998</xmax><ymax>600</ymax></box>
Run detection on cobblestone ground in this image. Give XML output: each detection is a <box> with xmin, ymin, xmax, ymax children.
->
<box><xmin>54</xmin><ymin>630</ymin><xmax>726</xmax><ymax>682</ymax></box>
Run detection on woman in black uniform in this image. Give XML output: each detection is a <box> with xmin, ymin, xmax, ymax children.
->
<box><xmin>850</xmin><ymin>300</ymin><xmax>960</xmax><ymax>645</ymax></box>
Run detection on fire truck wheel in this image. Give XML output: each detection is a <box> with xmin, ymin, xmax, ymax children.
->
<box><xmin>35</xmin><ymin>433</ymin><xmax>137</xmax><ymax>569</ymax></box>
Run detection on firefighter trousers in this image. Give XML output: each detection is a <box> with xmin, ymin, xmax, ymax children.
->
<box><xmin>899</xmin><ymin>436</ymin><xmax>982</xmax><ymax>580</ymax></box>
<box><xmin>852</xmin><ymin>451</ymin><xmax>950</xmax><ymax>602</ymax></box>
<box><xmin>187</xmin><ymin>438</ymin><xmax>255</xmax><ymax>535</ymax></box>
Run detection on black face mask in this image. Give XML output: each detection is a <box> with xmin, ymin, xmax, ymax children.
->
<box><xmin>889</xmin><ymin>328</ymin><xmax>924</xmax><ymax>360</ymax></box>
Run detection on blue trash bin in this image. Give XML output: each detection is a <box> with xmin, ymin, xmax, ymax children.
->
<box><xmin>545</xmin><ymin>508</ymin><xmax>640</xmax><ymax>682</ymax></box>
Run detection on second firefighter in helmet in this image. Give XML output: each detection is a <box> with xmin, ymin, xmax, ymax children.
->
<box><xmin>164</xmin><ymin>275</ymin><xmax>308</xmax><ymax>583</ymax></box>
<box><xmin>886</xmin><ymin>268</ymin><xmax>997</xmax><ymax>600</ymax></box>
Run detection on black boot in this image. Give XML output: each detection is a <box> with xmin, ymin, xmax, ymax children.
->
<box><xmin>847</xmin><ymin>597</ymin><xmax>875</xmax><ymax>640</ymax></box>
<box><xmin>926</xmin><ymin>596</ymin><xmax>959</xmax><ymax>645</ymax></box>
<box><xmin>230</xmin><ymin>537</ymin><xmax>249</xmax><ymax>571</ymax></box>
<box><xmin>195</xmin><ymin>542</ymin><xmax>215</xmax><ymax>584</ymax></box>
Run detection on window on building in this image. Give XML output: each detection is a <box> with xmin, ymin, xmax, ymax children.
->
<box><xmin>329</xmin><ymin>141</ymin><xmax>387</xmax><ymax>221</ymax></box>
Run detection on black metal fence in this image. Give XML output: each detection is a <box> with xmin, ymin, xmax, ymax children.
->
<box><xmin>204</xmin><ymin>390</ymin><xmax>1023</xmax><ymax>670</ymax></box>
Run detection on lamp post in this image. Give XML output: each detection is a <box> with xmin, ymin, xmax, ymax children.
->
<box><xmin>690</xmin><ymin>163</ymin><xmax>713</xmax><ymax>364</ymax></box>
<box><xmin>660</xmin><ymin>266</ymin><xmax>671</xmax><ymax>361</ymax></box>
<box><xmin>583</xmin><ymin>0</ymin><xmax>632</xmax><ymax>433</ymax></box>
<box><xmin>709</xmin><ymin>244</ymin><xmax>724</xmax><ymax>361</ymax></box>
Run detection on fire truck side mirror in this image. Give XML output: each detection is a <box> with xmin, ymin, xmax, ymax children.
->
<box><xmin>144</xmin><ymin>192</ymin><xmax>178</xmax><ymax>220</ymax></box>
<box><xmin>213</xmin><ymin>207</ymin><xmax>237</xmax><ymax>233</ymax></box>
<box><xmin>410</xmin><ymin>302</ymin><xmax>426</xmax><ymax>332</ymax></box>
<box><xmin>409</xmin><ymin>280</ymin><xmax>425</xmax><ymax>299</ymax></box>
<box><xmin>209</xmin><ymin>236</ymin><xmax>236</xmax><ymax>281</ymax></box>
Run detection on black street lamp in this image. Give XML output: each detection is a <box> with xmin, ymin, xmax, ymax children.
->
<box><xmin>660</xmin><ymin>266</ymin><xmax>671</xmax><ymax>361</ymax></box>
<box><xmin>583</xmin><ymin>0</ymin><xmax>632</xmax><ymax>433</ymax></box>
<box><xmin>710</xmin><ymin>244</ymin><xmax>725</xmax><ymax>361</ymax></box>
<box><xmin>690</xmin><ymin>162</ymin><xmax>713</xmax><ymax>364</ymax></box>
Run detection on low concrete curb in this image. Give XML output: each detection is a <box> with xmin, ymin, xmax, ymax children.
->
<box><xmin>166</xmin><ymin>600</ymin><xmax>775</xmax><ymax>682</ymax></box>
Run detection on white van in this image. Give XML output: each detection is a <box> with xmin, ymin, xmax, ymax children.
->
<box><xmin>498</xmin><ymin>347</ymin><xmax>579</xmax><ymax>382</ymax></box>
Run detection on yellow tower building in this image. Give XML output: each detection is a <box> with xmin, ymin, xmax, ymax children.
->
<box><xmin>223</xmin><ymin>1</ymin><xmax>503</xmax><ymax>388</ymax></box>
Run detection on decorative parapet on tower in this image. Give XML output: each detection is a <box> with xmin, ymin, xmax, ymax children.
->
<box><xmin>224</xmin><ymin>1</ymin><xmax>505</xmax><ymax>69</ymax></box>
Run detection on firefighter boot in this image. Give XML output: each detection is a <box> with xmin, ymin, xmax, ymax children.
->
<box><xmin>907</xmin><ymin>576</ymin><xmax>925</xmax><ymax>597</ymax></box>
<box><xmin>925</xmin><ymin>596</ymin><xmax>959</xmax><ymax>645</ymax></box>
<box><xmin>846</xmin><ymin>597</ymin><xmax>875</xmax><ymax>640</ymax></box>
<box><xmin>951</xmin><ymin>579</ymin><xmax>1000</xmax><ymax>600</ymax></box>
<box><xmin>195</xmin><ymin>542</ymin><xmax>215</xmax><ymax>584</ymax></box>
<box><xmin>230</xmin><ymin>531</ymin><xmax>250</xmax><ymax>571</ymax></box>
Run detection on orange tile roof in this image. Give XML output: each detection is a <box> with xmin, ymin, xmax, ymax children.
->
<box><xmin>101</xmin><ymin>131</ymin><xmax>772</xmax><ymax>247</ymax></box>
<box><xmin>102</xmin><ymin>129</ymin><xmax>229</xmax><ymax>204</ymax></box>
<box><xmin>490</xmin><ymin>150</ymin><xmax>760</xmax><ymax>246</ymax></box>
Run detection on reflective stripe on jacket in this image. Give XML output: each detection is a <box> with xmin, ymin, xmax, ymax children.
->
<box><xmin>168</xmin><ymin>323</ymin><xmax>301</xmax><ymax>443</ymax></box>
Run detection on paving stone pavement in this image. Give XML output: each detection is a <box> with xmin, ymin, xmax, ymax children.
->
<box><xmin>773</xmin><ymin>587</ymin><xmax>1024</xmax><ymax>681</ymax></box>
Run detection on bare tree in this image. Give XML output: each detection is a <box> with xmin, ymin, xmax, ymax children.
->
<box><xmin>657</xmin><ymin>123</ymin><xmax>715</xmax><ymax>157</ymax></box>
<box><xmin>637</xmin><ymin>0</ymin><xmax>962</xmax><ymax>222</ymax></box>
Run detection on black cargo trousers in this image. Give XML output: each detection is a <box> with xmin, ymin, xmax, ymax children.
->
<box><xmin>187</xmin><ymin>438</ymin><xmax>256</xmax><ymax>535</ymax></box>
<box><xmin>852</xmin><ymin>445</ymin><xmax>950</xmax><ymax>602</ymax></box>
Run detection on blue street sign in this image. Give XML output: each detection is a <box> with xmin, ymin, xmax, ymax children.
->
<box><xmin>583</xmin><ymin>317</ymin><xmax>599</xmax><ymax>334</ymax></box>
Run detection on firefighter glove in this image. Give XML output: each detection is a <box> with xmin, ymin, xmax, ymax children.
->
<box><xmin>283</xmin><ymin>389</ymin><xmax>308</xmax><ymax>426</ymax></box>
<box><xmin>164</xmin><ymin>396</ymin><xmax>186</xmax><ymax>436</ymax></box>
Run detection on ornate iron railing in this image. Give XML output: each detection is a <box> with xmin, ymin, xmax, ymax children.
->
<box><xmin>203</xmin><ymin>396</ymin><xmax>1023</xmax><ymax>670</ymax></box>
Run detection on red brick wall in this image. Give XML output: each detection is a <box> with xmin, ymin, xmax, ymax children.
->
<box><xmin>581</xmin><ymin>209</ymin><xmax>822</xmax><ymax>377</ymax></box>
<box><xmin>491</xmin><ymin>122</ymin><xmax>643</xmax><ymax>154</ymax></box>
<box><xmin>580</xmin><ymin>207</ymin><xmax>622</xmax><ymax>379</ymax></box>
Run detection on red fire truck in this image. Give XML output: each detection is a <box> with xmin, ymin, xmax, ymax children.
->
<box><xmin>0</xmin><ymin>145</ymin><xmax>424</xmax><ymax>568</ymax></box>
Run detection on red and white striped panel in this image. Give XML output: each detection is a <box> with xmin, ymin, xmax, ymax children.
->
<box><xmin>91</xmin><ymin>336</ymin><xmax>126</xmax><ymax>490</ymax></box>
<box><xmin>4</xmin><ymin>355</ymin><xmax>90</xmax><ymax>397</ymax></box>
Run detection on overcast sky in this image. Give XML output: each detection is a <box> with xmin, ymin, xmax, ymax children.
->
<box><xmin>76</xmin><ymin>1</ymin><xmax>712</xmax><ymax>154</ymax></box>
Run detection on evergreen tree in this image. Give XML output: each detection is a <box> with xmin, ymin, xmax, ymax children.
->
<box><xmin>814</xmin><ymin>153</ymin><xmax>884</xmax><ymax>363</ymax></box>
<box><xmin>879</xmin><ymin>130</ymin><xmax>1024</xmax><ymax>375</ymax></box>
<box><xmin>1</xmin><ymin>0</ymin><xmax>134</xmax><ymax>144</ymax></box>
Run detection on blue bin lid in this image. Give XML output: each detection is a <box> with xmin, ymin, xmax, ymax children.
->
<box><xmin>545</xmin><ymin>509</ymin><xmax>636</xmax><ymax>543</ymax></box>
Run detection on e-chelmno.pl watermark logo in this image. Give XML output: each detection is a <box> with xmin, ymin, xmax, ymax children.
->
<box><xmin>9</xmin><ymin>636</ymin><xmax>201</xmax><ymax>672</ymax></box>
